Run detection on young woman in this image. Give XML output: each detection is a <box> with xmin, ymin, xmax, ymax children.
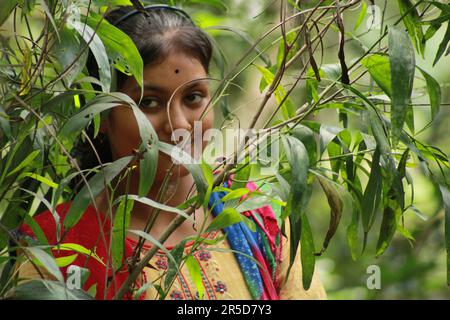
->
<box><xmin>15</xmin><ymin>5</ymin><xmax>326</xmax><ymax>300</ymax></box>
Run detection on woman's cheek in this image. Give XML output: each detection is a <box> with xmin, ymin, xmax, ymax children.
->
<box><xmin>108</xmin><ymin>107</ymin><xmax>141</xmax><ymax>159</ymax></box>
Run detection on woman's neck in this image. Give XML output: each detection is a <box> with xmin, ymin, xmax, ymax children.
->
<box><xmin>95</xmin><ymin>172</ymin><xmax>212</xmax><ymax>246</ymax></box>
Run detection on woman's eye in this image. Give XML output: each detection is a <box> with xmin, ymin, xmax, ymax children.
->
<box><xmin>185</xmin><ymin>93</ymin><xmax>204</xmax><ymax>104</ymax></box>
<box><xmin>140</xmin><ymin>97</ymin><xmax>159</xmax><ymax>109</ymax></box>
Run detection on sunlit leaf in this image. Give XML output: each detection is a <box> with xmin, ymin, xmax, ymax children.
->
<box><xmin>361</xmin><ymin>54</ymin><xmax>391</xmax><ymax>96</ymax></box>
<box><xmin>220</xmin><ymin>188</ymin><xmax>250</xmax><ymax>202</ymax></box>
<box><xmin>186</xmin><ymin>255</ymin><xmax>204</xmax><ymax>300</ymax></box>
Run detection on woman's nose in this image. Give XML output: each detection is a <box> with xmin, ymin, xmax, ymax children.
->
<box><xmin>163</xmin><ymin>100</ymin><xmax>192</xmax><ymax>135</ymax></box>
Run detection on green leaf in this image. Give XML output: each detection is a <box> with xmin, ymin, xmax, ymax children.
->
<box><xmin>281</xmin><ymin>135</ymin><xmax>309</xmax><ymax>221</ymax></box>
<box><xmin>418</xmin><ymin>67</ymin><xmax>441</xmax><ymax>121</ymax></box>
<box><xmin>6</xmin><ymin>150</ymin><xmax>40</xmax><ymax>177</ymax></box>
<box><xmin>39</xmin><ymin>0</ymin><xmax>59</xmax><ymax>41</ymax></box>
<box><xmin>236</xmin><ymin>194</ymin><xmax>285</xmax><ymax>216</ymax></box>
<box><xmin>87</xmin><ymin>283</ymin><xmax>97</xmax><ymax>298</ymax></box>
<box><xmin>397</xmin><ymin>0</ymin><xmax>425</xmax><ymax>56</ymax></box>
<box><xmin>59</xmin><ymin>95</ymin><xmax>127</xmax><ymax>138</ymax></box>
<box><xmin>130</xmin><ymin>103</ymin><xmax>159</xmax><ymax>197</ymax></box>
<box><xmin>23</xmin><ymin>212</ymin><xmax>50</xmax><ymax>248</ymax></box>
<box><xmin>361</xmin><ymin>54</ymin><xmax>392</xmax><ymax>97</ymax></box>
<box><xmin>206</xmin><ymin>207</ymin><xmax>244</xmax><ymax>232</ymax></box>
<box><xmin>221</xmin><ymin>188</ymin><xmax>250</xmax><ymax>202</ymax></box>
<box><xmin>432</xmin><ymin>12</ymin><xmax>450</xmax><ymax>66</ymax></box>
<box><xmin>282</xmin><ymin>135</ymin><xmax>312</xmax><ymax>281</ymax></box>
<box><xmin>354</xmin><ymin>0</ymin><xmax>367</xmax><ymax>31</ymax></box>
<box><xmin>85</xmin><ymin>13</ymin><xmax>144</xmax><ymax>92</ymax></box>
<box><xmin>254</xmin><ymin>64</ymin><xmax>296</xmax><ymax>119</ymax></box>
<box><xmin>69</xmin><ymin>19</ymin><xmax>111</xmax><ymax>92</ymax></box>
<box><xmin>438</xmin><ymin>185</ymin><xmax>450</xmax><ymax>285</ymax></box>
<box><xmin>111</xmin><ymin>198</ymin><xmax>134</xmax><ymax>271</ymax></box>
<box><xmin>375</xmin><ymin>205</ymin><xmax>399</xmax><ymax>257</ymax></box>
<box><xmin>25</xmin><ymin>247</ymin><xmax>64</xmax><ymax>282</ymax></box>
<box><xmin>300</xmin><ymin>213</ymin><xmax>315</xmax><ymax>290</ymax></box>
<box><xmin>186</xmin><ymin>255</ymin><xmax>204</xmax><ymax>300</ymax></box>
<box><xmin>19</xmin><ymin>172</ymin><xmax>59</xmax><ymax>189</ymax></box>
<box><xmin>163</xmin><ymin>239</ymin><xmax>187</xmax><ymax>293</ymax></box>
<box><xmin>276</xmin><ymin>30</ymin><xmax>300</xmax><ymax>68</ymax></box>
<box><xmin>55</xmin><ymin>243</ymin><xmax>105</xmax><ymax>266</ymax></box>
<box><xmin>0</xmin><ymin>0</ymin><xmax>17</xmax><ymax>26</ymax></box>
<box><xmin>64</xmin><ymin>155</ymin><xmax>134</xmax><ymax>230</ymax></box>
<box><xmin>346</xmin><ymin>204</ymin><xmax>361</xmax><ymax>261</ymax></box>
<box><xmin>11</xmin><ymin>280</ymin><xmax>93</xmax><ymax>300</ymax></box>
<box><xmin>115</xmin><ymin>194</ymin><xmax>194</xmax><ymax>223</ymax></box>
<box><xmin>319</xmin><ymin>124</ymin><xmax>343</xmax><ymax>155</ymax></box>
<box><xmin>361</xmin><ymin>148</ymin><xmax>382</xmax><ymax>234</ymax></box>
<box><xmin>317</xmin><ymin>176</ymin><xmax>343</xmax><ymax>254</ymax></box>
<box><xmin>291</xmin><ymin>125</ymin><xmax>317</xmax><ymax>166</ymax></box>
<box><xmin>53</xmin><ymin>254</ymin><xmax>79</xmax><ymax>268</ymax></box>
<box><xmin>389</xmin><ymin>25</ymin><xmax>415</xmax><ymax>146</ymax></box>
<box><xmin>345</xmin><ymin>86</ymin><xmax>396</xmax><ymax>177</ymax></box>
<box><xmin>231</xmin><ymin>158</ymin><xmax>251</xmax><ymax>191</ymax></box>
<box><xmin>201</xmin><ymin>159</ymin><xmax>213</xmax><ymax>209</ymax></box>
<box><xmin>0</xmin><ymin>105</ymin><xmax>11</xmax><ymax>139</ymax></box>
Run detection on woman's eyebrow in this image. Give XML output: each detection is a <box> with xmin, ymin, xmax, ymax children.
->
<box><xmin>137</xmin><ymin>80</ymin><xmax>209</xmax><ymax>94</ymax></box>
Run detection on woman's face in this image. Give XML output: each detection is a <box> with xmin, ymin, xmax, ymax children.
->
<box><xmin>101</xmin><ymin>52</ymin><xmax>214</xmax><ymax>183</ymax></box>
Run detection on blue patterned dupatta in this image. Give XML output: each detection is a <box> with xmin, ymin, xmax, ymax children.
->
<box><xmin>207</xmin><ymin>178</ymin><xmax>283</xmax><ymax>300</ymax></box>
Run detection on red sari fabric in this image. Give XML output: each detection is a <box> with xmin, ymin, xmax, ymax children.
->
<box><xmin>18</xmin><ymin>202</ymin><xmax>140</xmax><ymax>300</ymax></box>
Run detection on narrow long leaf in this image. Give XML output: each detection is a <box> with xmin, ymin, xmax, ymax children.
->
<box><xmin>418</xmin><ymin>67</ymin><xmax>441</xmax><ymax>121</ymax></box>
<box><xmin>300</xmin><ymin>213</ymin><xmax>315</xmax><ymax>290</ymax></box>
<box><xmin>389</xmin><ymin>25</ymin><xmax>415</xmax><ymax>146</ymax></box>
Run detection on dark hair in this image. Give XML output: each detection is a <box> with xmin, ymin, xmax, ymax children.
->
<box><xmin>70</xmin><ymin>6</ymin><xmax>213</xmax><ymax>192</ymax></box>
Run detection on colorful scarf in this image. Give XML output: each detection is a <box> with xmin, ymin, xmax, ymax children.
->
<box><xmin>208</xmin><ymin>177</ymin><xmax>282</xmax><ymax>300</ymax></box>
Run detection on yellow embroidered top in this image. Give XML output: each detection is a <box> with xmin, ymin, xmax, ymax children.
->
<box><xmin>135</xmin><ymin>224</ymin><xmax>326</xmax><ymax>300</ymax></box>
